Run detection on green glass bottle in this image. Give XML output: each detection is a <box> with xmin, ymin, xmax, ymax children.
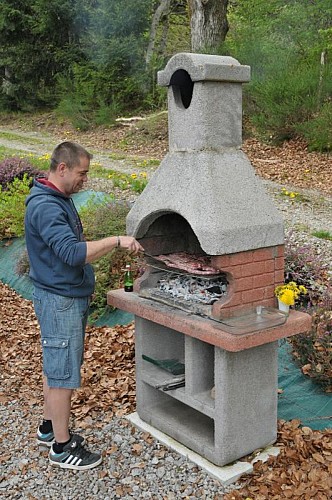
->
<box><xmin>124</xmin><ymin>263</ymin><xmax>134</xmax><ymax>292</ymax></box>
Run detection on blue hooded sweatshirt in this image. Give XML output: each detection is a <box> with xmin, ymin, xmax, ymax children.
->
<box><xmin>24</xmin><ymin>179</ymin><xmax>95</xmax><ymax>297</ymax></box>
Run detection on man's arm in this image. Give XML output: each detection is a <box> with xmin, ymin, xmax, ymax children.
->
<box><xmin>85</xmin><ymin>235</ymin><xmax>143</xmax><ymax>263</ymax></box>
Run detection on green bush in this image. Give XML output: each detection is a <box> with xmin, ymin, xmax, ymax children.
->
<box><xmin>0</xmin><ymin>174</ymin><xmax>31</xmax><ymax>239</ymax></box>
<box><xmin>108</xmin><ymin>170</ymin><xmax>148</xmax><ymax>195</ymax></box>
<box><xmin>296</xmin><ymin>102</ymin><xmax>332</xmax><ymax>152</ymax></box>
<box><xmin>248</xmin><ymin>58</ymin><xmax>320</xmax><ymax>142</ymax></box>
<box><xmin>78</xmin><ymin>198</ymin><xmax>143</xmax><ymax>319</ymax></box>
<box><xmin>56</xmin><ymin>63</ymin><xmax>130</xmax><ymax>129</ymax></box>
<box><xmin>79</xmin><ymin>196</ymin><xmax>128</xmax><ymax>240</ymax></box>
<box><xmin>224</xmin><ymin>0</ymin><xmax>332</xmax><ymax>148</ymax></box>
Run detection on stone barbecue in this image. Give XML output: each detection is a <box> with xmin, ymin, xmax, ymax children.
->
<box><xmin>107</xmin><ymin>53</ymin><xmax>311</xmax><ymax>467</ymax></box>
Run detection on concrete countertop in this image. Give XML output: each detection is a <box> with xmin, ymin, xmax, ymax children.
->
<box><xmin>107</xmin><ymin>289</ymin><xmax>312</xmax><ymax>352</ymax></box>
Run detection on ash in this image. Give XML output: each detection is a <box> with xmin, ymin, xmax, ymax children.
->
<box><xmin>156</xmin><ymin>272</ymin><xmax>228</xmax><ymax>305</ymax></box>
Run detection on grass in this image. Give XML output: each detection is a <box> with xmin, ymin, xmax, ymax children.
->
<box><xmin>0</xmin><ymin>146</ymin><xmax>160</xmax><ymax>181</ymax></box>
<box><xmin>312</xmin><ymin>230</ymin><xmax>332</xmax><ymax>241</ymax></box>
<box><xmin>0</xmin><ymin>147</ymin><xmax>151</xmax><ymax>195</ymax></box>
<box><xmin>0</xmin><ymin>131</ymin><xmax>47</xmax><ymax>145</ymax></box>
<box><xmin>279</xmin><ymin>187</ymin><xmax>309</xmax><ymax>202</ymax></box>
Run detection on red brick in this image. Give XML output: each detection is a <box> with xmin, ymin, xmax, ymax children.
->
<box><xmin>264</xmin><ymin>285</ymin><xmax>275</xmax><ymax>299</ymax></box>
<box><xmin>218</xmin><ymin>304</ymin><xmax>250</xmax><ymax>319</ymax></box>
<box><xmin>228</xmin><ymin>250</ymin><xmax>253</xmax><ymax>266</ymax></box>
<box><xmin>211</xmin><ymin>255</ymin><xmax>230</xmax><ymax>268</ymax></box>
<box><xmin>274</xmin><ymin>270</ymin><xmax>285</xmax><ymax>283</ymax></box>
<box><xmin>276</xmin><ymin>245</ymin><xmax>285</xmax><ymax>257</ymax></box>
<box><xmin>275</xmin><ymin>256</ymin><xmax>285</xmax><ymax>271</ymax></box>
<box><xmin>242</xmin><ymin>288</ymin><xmax>265</xmax><ymax>303</ymax></box>
<box><xmin>265</xmin><ymin>260</ymin><xmax>276</xmax><ymax>273</ymax></box>
<box><xmin>213</xmin><ymin>291</ymin><xmax>243</xmax><ymax>314</ymax></box>
<box><xmin>256</xmin><ymin>298</ymin><xmax>275</xmax><ymax>309</ymax></box>
<box><xmin>253</xmin><ymin>273</ymin><xmax>275</xmax><ymax>288</ymax></box>
<box><xmin>241</xmin><ymin>262</ymin><xmax>265</xmax><ymax>277</ymax></box>
<box><xmin>253</xmin><ymin>247</ymin><xmax>276</xmax><ymax>261</ymax></box>
<box><xmin>226</xmin><ymin>265</ymin><xmax>244</xmax><ymax>279</ymax></box>
<box><xmin>227</xmin><ymin>291</ymin><xmax>243</xmax><ymax>307</ymax></box>
<box><xmin>236</xmin><ymin>276</ymin><xmax>254</xmax><ymax>291</ymax></box>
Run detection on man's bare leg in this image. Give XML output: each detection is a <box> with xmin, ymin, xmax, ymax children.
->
<box><xmin>43</xmin><ymin>375</ymin><xmax>72</xmax><ymax>443</ymax></box>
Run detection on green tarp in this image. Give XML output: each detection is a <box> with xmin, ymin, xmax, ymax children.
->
<box><xmin>277</xmin><ymin>341</ymin><xmax>331</xmax><ymax>430</ymax></box>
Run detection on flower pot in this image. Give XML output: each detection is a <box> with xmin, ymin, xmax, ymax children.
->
<box><xmin>278</xmin><ymin>298</ymin><xmax>290</xmax><ymax>315</ymax></box>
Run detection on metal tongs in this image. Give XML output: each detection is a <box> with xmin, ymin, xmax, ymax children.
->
<box><xmin>155</xmin><ymin>375</ymin><xmax>186</xmax><ymax>391</ymax></box>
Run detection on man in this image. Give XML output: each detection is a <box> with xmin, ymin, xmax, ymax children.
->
<box><xmin>25</xmin><ymin>141</ymin><xmax>143</xmax><ymax>470</ymax></box>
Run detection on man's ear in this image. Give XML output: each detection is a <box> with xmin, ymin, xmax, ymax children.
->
<box><xmin>57</xmin><ymin>162</ymin><xmax>67</xmax><ymax>176</ymax></box>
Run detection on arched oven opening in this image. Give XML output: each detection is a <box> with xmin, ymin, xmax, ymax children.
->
<box><xmin>137</xmin><ymin>212</ymin><xmax>230</xmax><ymax>318</ymax></box>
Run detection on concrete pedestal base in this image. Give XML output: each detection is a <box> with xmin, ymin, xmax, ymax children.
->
<box><xmin>135</xmin><ymin>316</ymin><xmax>279</xmax><ymax>466</ymax></box>
<box><xmin>108</xmin><ymin>290</ymin><xmax>311</xmax><ymax>466</ymax></box>
<box><xmin>127</xmin><ymin>412</ymin><xmax>280</xmax><ymax>486</ymax></box>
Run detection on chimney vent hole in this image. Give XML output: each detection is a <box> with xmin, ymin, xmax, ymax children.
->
<box><xmin>170</xmin><ymin>69</ymin><xmax>193</xmax><ymax>109</ymax></box>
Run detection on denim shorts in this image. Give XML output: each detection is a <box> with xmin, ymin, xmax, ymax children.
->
<box><xmin>33</xmin><ymin>287</ymin><xmax>90</xmax><ymax>389</ymax></box>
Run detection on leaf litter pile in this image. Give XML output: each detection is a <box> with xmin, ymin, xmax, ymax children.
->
<box><xmin>1</xmin><ymin>281</ymin><xmax>331</xmax><ymax>498</ymax></box>
<box><xmin>242</xmin><ymin>138</ymin><xmax>332</xmax><ymax>197</ymax></box>
<box><xmin>0</xmin><ymin>283</ymin><xmax>136</xmax><ymax>420</ymax></box>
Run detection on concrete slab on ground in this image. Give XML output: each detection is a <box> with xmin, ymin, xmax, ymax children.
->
<box><xmin>126</xmin><ymin>411</ymin><xmax>280</xmax><ymax>487</ymax></box>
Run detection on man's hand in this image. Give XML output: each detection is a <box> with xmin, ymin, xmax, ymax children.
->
<box><xmin>118</xmin><ymin>236</ymin><xmax>144</xmax><ymax>255</ymax></box>
<box><xmin>85</xmin><ymin>235</ymin><xmax>144</xmax><ymax>263</ymax></box>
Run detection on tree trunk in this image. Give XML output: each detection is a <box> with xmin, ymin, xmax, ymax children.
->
<box><xmin>317</xmin><ymin>49</ymin><xmax>327</xmax><ymax>110</ymax></box>
<box><xmin>145</xmin><ymin>0</ymin><xmax>171</xmax><ymax>69</ymax></box>
<box><xmin>188</xmin><ymin>0</ymin><xmax>229</xmax><ymax>52</ymax></box>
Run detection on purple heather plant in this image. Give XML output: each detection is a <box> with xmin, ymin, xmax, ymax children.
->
<box><xmin>0</xmin><ymin>157</ymin><xmax>42</xmax><ymax>189</ymax></box>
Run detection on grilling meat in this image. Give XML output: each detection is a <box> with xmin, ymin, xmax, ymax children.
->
<box><xmin>153</xmin><ymin>252</ymin><xmax>219</xmax><ymax>275</ymax></box>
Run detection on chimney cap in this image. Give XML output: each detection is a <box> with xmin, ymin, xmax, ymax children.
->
<box><xmin>158</xmin><ymin>52</ymin><xmax>250</xmax><ymax>86</ymax></box>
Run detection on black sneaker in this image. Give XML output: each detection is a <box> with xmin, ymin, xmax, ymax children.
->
<box><xmin>37</xmin><ymin>429</ymin><xmax>85</xmax><ymax>448</ymax></box>
<box><xmin>49</xmin><ymin>435</ymin><xmax>102</xmax><ymax>470</ymax></box>
<box><xmin>37</xmin><ymin>429</ymin><xmax>55</xmax><ymax>447</ymax></box>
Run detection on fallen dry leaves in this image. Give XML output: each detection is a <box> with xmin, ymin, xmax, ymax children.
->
<box><xmin>0</xmin><ymin>282</ymin><xmax>136</xmax><ymax>421</ymax></box>
<box><xmin>1</xmin><ymin>281</ymin><xmax>331</xmax><ymax>499</ymax></box>
<box><xmin>242</xmin><ymin>138</ymin><xmax>332</xmax><ymax>197</ymax></box>
<box><xmin>76</xmin><ymin>124</ymin><xmax>332</xmax><ymax>198</ymax></box>
<box><xmin>224</xmin><ymin>420</ymin><xmax>332</xmax><ymax>500</ymax></box>
<box><xmin>82</xmin><ymin>123</ymin><xmax>332</xmax><ymax>197</ymax></box>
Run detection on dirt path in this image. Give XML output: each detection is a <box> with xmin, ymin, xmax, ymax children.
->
<box><xmin>1</xmin><ymin>111</ymin><xmax>331</xmax><ymax>194</ymax></box>
<box><xmin>0</xmin><ymin>126</ymin><xmax>151</xmax><ymax>176</ymax></box>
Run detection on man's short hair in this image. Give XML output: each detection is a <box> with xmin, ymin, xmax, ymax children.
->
<box><xmin>50</xmin><ymin>142</ymin><xmax>93</xmax><ymax>171</ymax></box>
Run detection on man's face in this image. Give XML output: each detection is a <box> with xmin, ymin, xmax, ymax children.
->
<box><xmin>62</xmin><ymin>156</ymin><xmax>90</xmax><ymax>195</ymax></box>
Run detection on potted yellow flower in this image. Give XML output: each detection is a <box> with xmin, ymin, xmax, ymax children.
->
<box><xmin>274</xmin><ymin>281</ymin><xmax>307</xmax><ymax>314</ymax></box>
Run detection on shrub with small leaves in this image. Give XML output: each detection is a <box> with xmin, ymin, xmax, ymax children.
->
<box><xmin>290</xmin><ymin>291</ymin><xmax>332</xmax><ymax>392</ymax></box>
<box><xmin>0</xmin><ymin>174</ymin><xmax>31</xmax><ymax>239</ymax></box>
<box><xmin>0</xmin><ymin>157</ymin><xmax>42</xmax><ymax>189</ymax></box>
<box><xmin>79</xmin><ymin>198</ymin><xmax>144</xmax><ymax>320</ymax></box>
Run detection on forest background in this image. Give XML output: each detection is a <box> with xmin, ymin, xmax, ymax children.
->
<box><xmin>0</xmin><ymin>0</ymin><xmax>331</xmax><ymax>152</ymax></box>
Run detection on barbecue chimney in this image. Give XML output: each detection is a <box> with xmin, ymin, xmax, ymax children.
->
<box><xmin>127</xmin><ymin>53</ymin><xmax>284</xmax><ymax>257</ymax></box>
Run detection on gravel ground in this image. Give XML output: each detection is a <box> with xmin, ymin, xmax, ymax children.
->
<box><xmin>1</xmin><ymin>177</ymin><xmax>331</xmax><ymax>500</ymax></box>
<box><xmin>1</xmin><ymin>404</ymin><xmax>231</xmax><ymax>499</ymax></box>
<box><xmin>263</xmin><ymin>179</ymin><xmax>332</xmax><ymax>276</ymax></box>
